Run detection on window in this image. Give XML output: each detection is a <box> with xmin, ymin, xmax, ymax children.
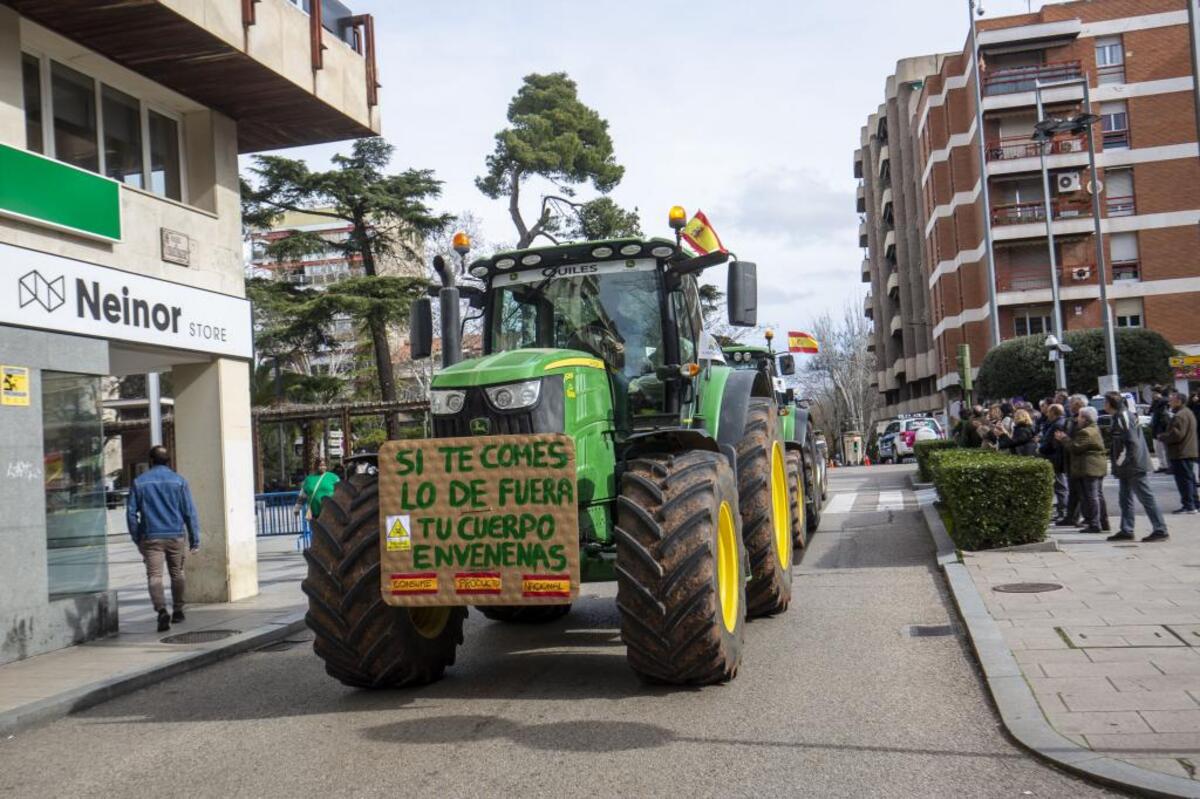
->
<box><xmin>1095</xmin><ymin>36</ymin><xmax>1125</xmax><ymax>85</ymax></box>
<box><xmin>1111</xmin><ymin>232</ymin><xmax>1139</xmax><ymax>281</ymax></box>
<box><xmin>1105</xmin><ymin>169</ymin><xmax>1134</xmax><ymax>216</ymax></box>
<box><xmin>1013</xmin><ymin>307</ymin><xmax>1053</xmax><ymax>337</ymax></box>
<box><xmin>51</xmin><ymin>61</ymin><xmax>98</xmax><ymax>172</ymax></box>
<box><xmin>22</xmin><ymin>53</ymin><xmax>43</xmax><ymax>153</ymax></box>
<box><xmin>1101</xmin><ymin>101</ymin><xmax>1129</xmax><ymax>150</ymax></box>
<box><xmin>149</xmin><ymin>111</ymin><xmax>182</xmax><ymax>201</ymax></box>
<box><xmin>1115</xmin><ymin>298</ymin><xmax>1143</xmax><ymax>328</ymax></box>
<box><xmin>102</xmin><ymin>86</ymin><xmax>143</xmax><ymax>188</ymax></box>
<box><xmin>23</xmin><ymin>52</ymin><xmax>185</xmax><ymax>202</ymax></box>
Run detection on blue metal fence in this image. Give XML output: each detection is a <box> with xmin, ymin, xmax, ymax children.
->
<box><xmin>254</xmin><ymin>491</ymin><xmax>309</xmax><ymax>544</ymax></box>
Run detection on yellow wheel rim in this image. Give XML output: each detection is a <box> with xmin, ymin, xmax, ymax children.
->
<box><xmin>408</xmin><ymin>607</ymin><xmax>451</xmax><ymax>639</ymax></box>
<box><xmin>716</xmin><ymin>500</ymin><xmax>740</xmax><ymax>634</ymax></box>
<box><xmin>771</xmin><ymin>442</ymin><xmax>791</xmax><ymax>569</ymax></box>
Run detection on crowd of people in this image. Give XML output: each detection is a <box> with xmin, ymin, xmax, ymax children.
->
<box><xmin>953</xmin><ymin>389</ymin><xmax>1200</xmax><ymax>542</ymax></box>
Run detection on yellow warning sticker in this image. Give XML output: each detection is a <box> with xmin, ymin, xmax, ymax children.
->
<box><xmin>385</xmin><ymin>514</ymin><xmax>412</xmax><ymax>551</ymax></box>
<box><xmin>1</xmin><ymin>366</ymin><xmax>30</xmax><ymax>407</ymax></box>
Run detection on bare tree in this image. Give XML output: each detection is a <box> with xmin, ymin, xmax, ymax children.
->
<box><xmin>798</xmin><ymin>301</ymin><xmax>879</xmax><ymax>441</ymax></box>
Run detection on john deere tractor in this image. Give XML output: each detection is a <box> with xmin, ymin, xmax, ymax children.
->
<box><xmin>723</xmin><ymin>337</ymin><xmax>827</xmax><ymax>537</ymax></box>
<box><xmin>302</xmin><ymin>212</ymin><xmax>806</xmax><ymax>688</ymax></box>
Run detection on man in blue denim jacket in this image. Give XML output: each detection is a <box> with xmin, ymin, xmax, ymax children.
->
<box><xmin>126</xmin><ymin>446</ymin><xmax>200</xmax><ymax>632</ymax></box>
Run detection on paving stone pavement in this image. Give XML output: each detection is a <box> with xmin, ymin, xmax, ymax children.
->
<box><xmin>965</xmin><ymin>491</ymin><xmax>1200</xmax><ymax>783</ymax></box>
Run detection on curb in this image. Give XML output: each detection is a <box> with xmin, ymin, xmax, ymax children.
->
<box><xmin>921</xmin><ymin>501</ymin><xmax>1200</xmax><ymax>798</ymax></box>
<box><xmin>0</xmin><ymin>611</ymin><xmax>307</xmax><ymax>737</ymax></box>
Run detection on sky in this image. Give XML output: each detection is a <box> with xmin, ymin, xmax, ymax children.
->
<box><xmin>253</xmin><ymin>0</ymin><xmax>1061</xmax><ymax>334</ymax></box>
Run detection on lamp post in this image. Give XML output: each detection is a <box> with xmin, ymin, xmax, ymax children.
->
<box><xmin>1032</xmin><ymin>81</ymin><xmax>1069</xmax><ymax>391</ymax></box>
<box><xmin>968</xmin><ymin>0</ymin><xmax>1002</xmax><ymax>348</ymax></box>
<box><xmin>1030</xmin><ymin>76</ymin><xmax>1121</xmax><ymax>391</ymax></box>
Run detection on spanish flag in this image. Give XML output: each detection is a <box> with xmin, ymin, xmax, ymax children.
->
<box><xmin>788</xmin><ymin>331</ymin><xmax>819</xmax><ymax>354</ymax></box>
<box><xmin>681</xmin><ymin>210</ymin><xmax>726</xmax><ymax>255</ymax></box>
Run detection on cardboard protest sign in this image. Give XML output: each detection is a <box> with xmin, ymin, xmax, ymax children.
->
<box><xmin>378</xmin><ymin>434</ymin><xmax>580</xmax><ymax>606</ymax></box>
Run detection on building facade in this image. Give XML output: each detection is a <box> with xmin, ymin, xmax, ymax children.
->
<box><xmin>859</xmin><ymin>0</ymin><xmax>1200</xmax><ymax>410</ymax></box>
<box><xmin>0</xmin><ymin>0</ymin><xmax>379</xmax><ymax>664</ymax></box>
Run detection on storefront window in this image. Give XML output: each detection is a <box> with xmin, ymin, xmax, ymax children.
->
<box><xmin>51</xmin><ymin>61</ymin><xmax>99</xmax><ymax>173</ymax></box>
<box><xmin>149</xmin><ymin>111</ymin><xmax>182</xmax><ymax>201</ymax></box>
<box><xmin>102</xmin><ymin>86</ymin><xmax>144</xmax><ymax>188</ymax></box>
<box><xmin>22</xmin><ymin>53</ymin><xmax>43</xmax><ymax>154</ymax></box>
<box><xmin>43</xmin><ymin>372</ymin><xmax>108</xmax><ymax>598</ymax></box>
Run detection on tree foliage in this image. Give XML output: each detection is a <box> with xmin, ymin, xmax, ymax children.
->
<box><xmin>975</xmin><ymin>327</ymin><xmax>1177</xmax><ymax>400</ymax></box>
<box><xmin>476</xmin><ymin>72</ymin><xmax>633</xmax><ymax>247</ymax></box>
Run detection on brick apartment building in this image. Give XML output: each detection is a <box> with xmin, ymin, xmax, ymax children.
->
<box><xmin>858</xmin><ymin>0</ymin><xmax>1200</xmax><ymax>415</ymax></box>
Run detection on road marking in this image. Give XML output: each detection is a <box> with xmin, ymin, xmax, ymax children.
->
<box><xmin>877</xmin><ymin>491</ymin><xmax>906</xmax><ymax>511</ymax></box>
<box><xmin>824</xmin><ymin>493</ymin><xmax>857</xmax><ymax>514</ymax></box>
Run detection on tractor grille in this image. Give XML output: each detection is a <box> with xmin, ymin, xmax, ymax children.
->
<box><xmin>431</xmin><ymin>376</ymin><xmax>564</xmax><ymax>439</ymax></box>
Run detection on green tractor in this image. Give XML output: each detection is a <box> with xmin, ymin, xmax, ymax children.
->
<box><xmin>302</xmin><ymin>219</ymin><xmax>806</xmax><ymax>688</ymax></box>
<box><xmin>723</xmin><ymin>338</ymin><xmax>827</xmax><ymax>537</ymax></box>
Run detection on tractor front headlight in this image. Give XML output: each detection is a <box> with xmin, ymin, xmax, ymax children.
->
<box><xmin>485</xmin><ymin>380</ymin><xmax>541</xmax><ymax>411</ymax></box>
<box><xmin>430</xmin><ymin>389</ymin><xmax>466</xmax><ymax>415</ymax></box>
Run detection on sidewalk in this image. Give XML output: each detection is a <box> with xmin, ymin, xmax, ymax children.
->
<box><xmin>923</xmin><ymin>475</ymin><xmax>1200</xmax><ymax>797</ymax></box>
<box><xmin>0</xmin><ymin>536</ymin><xmax>308</xmax><ymax>736</ymax></box>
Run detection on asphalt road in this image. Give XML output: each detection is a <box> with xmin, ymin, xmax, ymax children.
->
<box><xmin>1</xmin><ymin>465</ymin><xmax>1121</xmax><ymax>798</ymax></box>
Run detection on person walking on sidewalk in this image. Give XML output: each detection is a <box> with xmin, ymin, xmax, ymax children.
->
<box><xmin>294</xmin><ymin>457</ymin><xmax>340</xmax><ymax>523</ymax></box>
<box><xmin>1103</xmin><ymin>392</ymin><xmax>1168</xmax><ymax>543</ymax></box>
<box><xmin>1058</xmin><ymin>406</ymin><xmax>1108</xmax><ymax>533</ymax></box>
<box><xmin>1158</xmin><ymin>391</ymin><xmax>1198</xmax><ymax>514</ymax></box>
<box><xmin>125</xmin><ymin>446</ymin><xmax>200</xmax><ymax>632</ymax></box>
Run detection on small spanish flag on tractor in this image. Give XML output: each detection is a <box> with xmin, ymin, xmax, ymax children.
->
<box><xmin>788</xmin><ymin>331</ymin><xmax>819</xmax><ymax>354</ymax></box>
<box><xmin>680</xmin><ymin>210</ymin><xmax>727</xmax><ymax>255</ymax></box>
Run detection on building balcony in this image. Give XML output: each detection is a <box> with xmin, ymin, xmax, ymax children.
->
<box><xmin>889</xmin><ymin>314</ymin><xmax>902</xmax><ymax>336</ymax></box>
<box><xmin>985</xmin><ymin>132</ymin><xmax>1085</xmax><ymax>162</ymax></box>
<box><xmin>1112</xmin><ymin>259</ymin><xmax>1140</xmax><ymax>281</ymax></box>
<box><xmin>878</xmin><ymin>145</ymin><xmax>890</xmax><ymax>179</ymax></box>
<box><xmin>991</xmin><ymin>197</ymin><xmax>1091</xmax><ymax>226</ymax></box>
<box><xmin>7</xmin><ymin>0</ymin><xmax>381</xmax><ymax>152</ymax></box>
<box><xmin>861</xmin><ymin>258</ymin><xmax>871</xmax><ymax>284</ymax></box>
<box><xmin>856</xmin><ymin>183</ymin><xmax>866</xmax><ymax>214</ymax></box>
<box><xmin>864</xmin><ymin>292</ymin><xmax>873</xmax><ymax>319</ymax></box>
<box><xmin>997</xmin><ymin>262</ymin><xmax>1094</xmax><ymax>292</ymax></box>
<box><xmin>883</xmin><ymin>230</ymin><xmax>895</xmax><ymax>259</ymax></box>
<box><xmin>880</xmin><ymin>187</ymin><xmax>893</xmax><ymax>217</ymax></box>
<box><xmin>886</xmin><ymin>270</ymin><xmax>900</xmax><ymax>297</ymax></box>
<box><xmin>859</xmin><ymin>220</ymin><xmax>869</xmax><ymax>248</ymax></box>
<box><xmin>981</xmin><ymin>61</ymin><xmax>1082</xmax><ymax>97</ymax></box>
<box><xmin>1103</xmin><ymin>128</ymin><xmax>1130</xmax><ymax>150</ymax></box>
<box><xmin>854</xmin><ymin>148</ymin><xmax>864</xmax><ymax>179</ymax></box>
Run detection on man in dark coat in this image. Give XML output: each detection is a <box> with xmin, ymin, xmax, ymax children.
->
<box><xmin>1159</xmin><ymin>391</ymin><xmax>1199</xmax><ymax>513</ymax></box>
<box><xmin>1104</xmin><ymin>393</ymin><xmax>1168</xmax><ymax>542</ymax></box>
<box><xmin>1040</xmin><ymin>403</ymin><xmax>1069</xmax><ymax>520</ymax></box>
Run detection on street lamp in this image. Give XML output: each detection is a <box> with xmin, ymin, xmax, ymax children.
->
<box><xmin>1030</xmin><ymin>77</ymin><xmax>1120</xmax><ymax>392</ymax></box>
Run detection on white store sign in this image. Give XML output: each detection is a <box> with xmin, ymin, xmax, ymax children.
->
<box><xmin>1</xmin><ymin>242</ymin><xmax>252</xmax><ymax>359</ymax></box>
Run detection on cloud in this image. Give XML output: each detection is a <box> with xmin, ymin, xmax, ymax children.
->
<box><xmin>715</xmin><ymin>168</ymin><xmax>857</xmax><ymax>248</ymax></box>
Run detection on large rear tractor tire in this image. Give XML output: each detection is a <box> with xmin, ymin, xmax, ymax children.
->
<box><xmin>302</xmin><ymin>474</ymin><xmax>466</xmax><ymax>688</ymax></box>
<box><xmin>737</xmin><ymin>399</ymin><xmax>793</xmax><ymax>617</ymax></box>
<box><xmin>615</xmin><ymin>451</ymin><xmax>746</xmax><ymax>685</ymax></box>
<box><xmin>803</xmin><ymin>452</ymin><xmax>823</xmax><ymax>536</ymax></box>
<box><xmin>785</xmin><ymin>449</ymin><xmax>807</xmax><ymax>552</ymax></box>
<box><xmin>478</xmin><ymin>605</ymin><xmax>571</xmax><ymax>624</ymax></box>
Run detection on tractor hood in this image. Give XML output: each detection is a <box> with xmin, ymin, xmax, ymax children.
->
<box><xmin>430</xmin><ymin>348</ymin><xmax>606</xmax><ymax>389</ymax></box>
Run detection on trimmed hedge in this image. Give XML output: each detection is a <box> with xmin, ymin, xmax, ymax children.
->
<box><xmin>929</xmin><ymin>449</ymin><xmax>1052</xmax><ymax>551</ymax></box>
<box><xmin>914</xmin><ymin>439</ymin><xmax>957</xmax><ymax>483</ymax></box>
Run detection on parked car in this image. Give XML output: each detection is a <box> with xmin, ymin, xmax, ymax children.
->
<box><xmin>893</xmin><ymin>417</ymin><xmax>944</xmax><ymax>462</ymax></box>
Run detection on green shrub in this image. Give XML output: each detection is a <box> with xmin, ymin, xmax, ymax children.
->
<box><xmin>931</xmin><ymin>449</ymin><xmax>1053</xmax><ymax>550</ymax></box>
<box><xmin>915</xmin><ymin>439</ymin><xmax>957</xmax><ymax>483</ymax></box>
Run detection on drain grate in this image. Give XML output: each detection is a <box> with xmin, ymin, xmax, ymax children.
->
<box><xmin>161</xmin><ymin>629</ymin><xmax>241</xmax><ymax>645</ymax></box>
<box><xmin>993</xmin><ymin>582</ymin><xmax>1063</xmax><ymax>594</ymax></box>
<box><xmin>905</xmin><ymin>624</ymin><xmax>957</xmax><ymax>637</ymax></box>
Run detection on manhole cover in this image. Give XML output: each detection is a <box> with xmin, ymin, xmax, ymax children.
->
<box><xmin>993</xmin><ymin>582</ymin><xmax>1063</xmax><ymax>593</ymax></box>
<box><xmin>905</xmin><ymin>624</ymin><xmax>957</xmax><ymax>637</ymax></box>
<box><xmin>161</xmin><ymin>629</ymin><xmax>241</xmax><ymax>645</ymax></box>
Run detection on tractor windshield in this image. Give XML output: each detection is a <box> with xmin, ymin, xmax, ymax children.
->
<box><xmin>488</xmin><ymin>260</ymin><xmax>664</xmax><ymax>382</ymax></box>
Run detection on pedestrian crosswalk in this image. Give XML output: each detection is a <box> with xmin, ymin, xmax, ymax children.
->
<box><xmin>823</xmin><ymin>489</ymin><xmax>916</xmax><ymax>515</ymax></box>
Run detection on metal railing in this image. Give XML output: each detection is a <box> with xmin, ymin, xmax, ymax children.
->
<box><xmin>982</xmin><ymin>61</ymin><xmax>1082</xmax><ymax>96</ymax></box>
<box><xmin>990</xmin><ymin>197</ymin><xmax>1091</xmax><ymax>225</ymax></box>
<box><xmin>985</xmin><ymin>132</ymin><xmax>1086</xmax><ymax>161</ymax></box>
<box><xmin>255</xmin><ymin>491</ymin><xmax>308</xmax><ymax>537</ymax></box>
<box><xmin>1112</xmin><ymin>259</ymin><xmax>1140</xmax><ymax>281</ymax></box>
<box><xmin>1102</xmin><ymin>128</ymin><xmax>1130</xmax><ymax>149</ymax></box>
<box><xmin>1106</xmin><ymin>194</ymin><xmax>1136</xmax><ymax>217</ymax></box>
<box><xmin>998</xmin><ymin>263</ymin><xmax>1095</xmax><ymax>291</ymax></box>
<box><xmin>1097</xmin><ymin>64</ymin><xmax>1126</xmax><ymax>85</ymax></box>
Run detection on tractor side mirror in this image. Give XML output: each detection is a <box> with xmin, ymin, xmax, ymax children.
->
<box><xmin>410</xmin><ymin>297</ymin><xmax>433</xmax><ymax>359</ymax></box>
<box><xmin>778</xmin><ymin>353</ymin><xmax>796</xmax><ymax>376</ymax></box>
<box><xmin>727</xmin><ymin>261</ymin><xmax>757</xmax><ymax>327</ymax></box>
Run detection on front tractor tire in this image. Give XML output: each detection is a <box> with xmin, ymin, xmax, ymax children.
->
<box><xmin>615</xmin><ymin>451</ymin><xmax>746</xmax><ymax>685</ymax></box>
<box><xmin>737</xmin><ymin>399</ymin><xmax>793</xmax><ymax>617</ymax></box>
<box><xmin>785</xmin><ymin>449</ymin><xmax>807</xmax><ymax>552</ymax></box>
<box><xmin>301</xmin><ymin>474</ymin><xmax>466</xmax><ymax>688</ymax></box>
<box><xmin>478</xmin><ymin>605</ymin><xmax>571</xmax><ymax>624</ymax></box>
<box><xmin>803</xmin><ymin>452</ymin><xmax>823</xmax><ymax>536</ymax></box>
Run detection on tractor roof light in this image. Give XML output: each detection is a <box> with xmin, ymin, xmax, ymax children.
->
<box><xmin>452</xmin><ymin>231</ymin><xmax>471</xmax><ymax>256</ymax></box>
<box><xmin>495</xmin><ymin>258</ymin><xmax>516</xmax><ymax>270</ymax></box>
<box><xmin>591</xmin><ymin>246</ymin><xmax>613</xmax><ymax>258</ymax></box>
<box><xmin>521</xmin><ymin>254</ymin><xmax>543</xmax><ymax>266</ymax></box>
<box><xmin>619</xmin><ymin>244</ymin><xmax>641</xmax><ymax>256</ymax></box>
<box><xmin>469</xmin><ymin>265</ymin><xmax>489</xmax><ymax>278</ymax></box>
<box><xmin>764</xmin><ymin>329</ymin><xmax>774</xmax><ymax>342</ymax></box>
<box><xmin>668</xmin><ymin>205</ymin><xmax>687</xmax><ymax>230</ymax></box>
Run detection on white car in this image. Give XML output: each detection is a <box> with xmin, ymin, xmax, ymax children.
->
<box><xmin>893</xmin><ymin>417</ymin><xmax>944</xmax><ymax>461</ymax></box>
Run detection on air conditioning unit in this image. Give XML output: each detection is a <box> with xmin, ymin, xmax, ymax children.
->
<box><xmin>1071</xmin><ymin>266</ymin><xmax>1092</xmax><ymax>281</ymax></box>
<box><xmin>1057</xmin><ymin>171</ymin><xmax>1083</xmax><ymax>193</ymax></box>
<box><xmin>1060</xmin><ymin>138</ymin><xmax>1084</xmax><ymax>153</ymax></box>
